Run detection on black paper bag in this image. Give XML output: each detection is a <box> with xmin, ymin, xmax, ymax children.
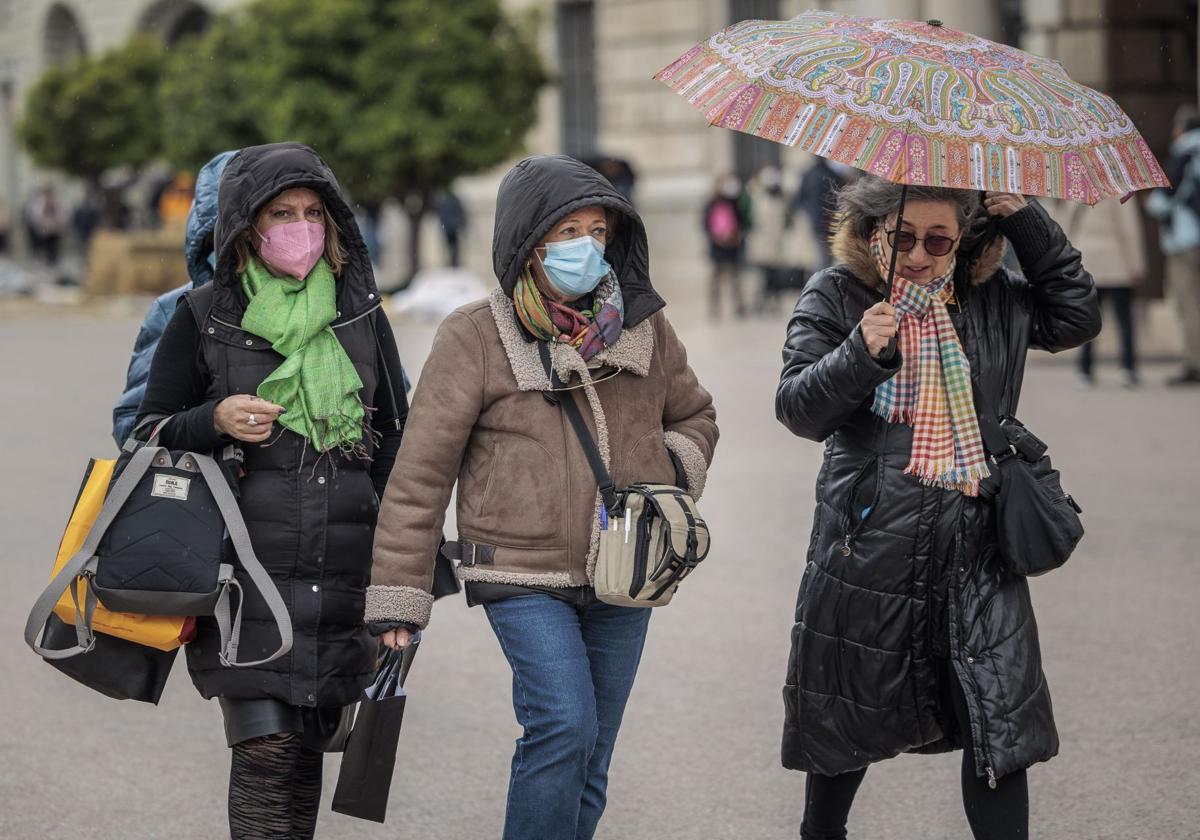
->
<box><xmin>332</xmin><ymin>637</ymin><xmax>419</xmax><ymax>823</ymax></box>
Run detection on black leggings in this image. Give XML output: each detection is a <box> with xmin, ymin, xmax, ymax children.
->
<box><xmin>800</xmin><ymin>669</ymin><xmax>1029</xmax><ymax>840</ymax></box>
<box><xmin>229</xmin><ymin>732</ymin><xmax>324</xmax><ymax>840</ymax></box>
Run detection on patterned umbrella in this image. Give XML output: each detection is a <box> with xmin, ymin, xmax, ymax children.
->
<box><xmin>655</xmin><ymin>10</ymin><xmax>1168</xmax><ymax>205</ymax></box>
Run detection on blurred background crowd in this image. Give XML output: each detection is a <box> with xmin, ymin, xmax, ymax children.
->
<box><xmin>0</xmin><ymin>0</ymin><xmax>1199</xmax><ymax>383</ymax></box>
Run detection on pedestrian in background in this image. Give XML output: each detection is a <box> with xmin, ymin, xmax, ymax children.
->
<box><xmin>434</xmin><ymin>189</ymin><xmax>467</xmax><ymax>267</ymax></box>
<box><xmin>1146</xmin><ymin>104</ymin><xmax>1200</xmax><ymax>386</ymax></box>
<box><xmin>1065</xmin><ymin>196</ymin><xmax>1146</xmax><ymax>387</ymax></box>
<box><xmin>137</xmin><ymin>142</ymin><xmax>409</xmax><ymax>839</ymax></box>
<box><xmin>0</xmin><ymin>198</ymin><xmax>10</xmax><ymax>254</ymax></box>
<box><xmin>776</xmin><ymin>175</ymin><xmax>1100</xmax><ymax>840</ymax></box>
<box><xmin>112</xmin><ymin>150</ymin><xmax>237</xmax><ymax>444</ymax></box>
<box><xmin>791</xmin><ymin>155</ymin><xmax>852</xmax><ymax>270</ymax></box>
<box><xmin>747</xmin><ymin>165</ymin><xmax>792</xmax><ymax>314</ymax></box>
<box><xmin>702</xmin><ymin>173</ymin><xmax>751</xmax><ymax>318</ymax></box>
<box><xmin>369</xmin><ymin>154</ymin><xmax>718</xmax><ymax>840</ymax></box>
<box><xmin>24</xmin><ymin>185</ymin><xmax>67</xmax><ymax>267</ymax></box>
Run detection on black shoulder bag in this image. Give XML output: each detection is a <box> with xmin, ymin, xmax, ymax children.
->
<box><xmin>972</xmin><ymin>380</ymin><xmax>1084</xmax><ymax>576</ymax></box>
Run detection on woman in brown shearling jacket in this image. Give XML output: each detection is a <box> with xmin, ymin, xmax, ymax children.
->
<box><xmin>367</xmin><ymin>155</ymin><xmax>718</xmax><ymax>840</ymax></box>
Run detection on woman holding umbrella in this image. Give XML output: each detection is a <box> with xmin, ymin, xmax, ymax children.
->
<box><xmin>775</xmin><ymin>176</ymin><xmax>1099</xmax><ymax>839</ymax></box>
<box><xmin>658</xmin><ymin>13</ymin><xmax>1163</xmax><ymax>837</ymax></box>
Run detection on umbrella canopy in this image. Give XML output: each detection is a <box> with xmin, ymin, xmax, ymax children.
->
<box><xmin>655</xmin><ymin>10</ymin><xmax>1168</xmax><ymax>205</ymax></box>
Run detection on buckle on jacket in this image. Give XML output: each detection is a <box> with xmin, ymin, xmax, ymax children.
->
<box><xmin>444</xmin><ymin>540</ymin><xmax>494</xmax><ymax>567</ymax></box>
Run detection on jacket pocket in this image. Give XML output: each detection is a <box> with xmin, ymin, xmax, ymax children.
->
<box><xmin>627</xmin><ymin>428</ymin><xmax>677</xmax><ymax>488</ymax></box>
<box><xmin>840</xmin><ymin>456</ymin><xmax>883</xmax><ymax>556</ymax></box>
<box><xmin>469</xmin><ymin>434</ymin><xmax>563</xmax><ymax>545</ymax></box>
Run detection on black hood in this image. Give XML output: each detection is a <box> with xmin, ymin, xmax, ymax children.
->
<box><xmin>492</xmin><ymin>154</ymin><xmax>664</xmax><ymax>329</ymax></box>
<box><xmin>211</xmin><ymin>142</ymin><xmax>379</xmax><ymax>322</ymax></box>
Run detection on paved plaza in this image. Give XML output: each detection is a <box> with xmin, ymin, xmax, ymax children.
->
<box><xmin>1</xmin><ymin>299</ymin><xmax>1198</xmax><ymax>839</ymax></box>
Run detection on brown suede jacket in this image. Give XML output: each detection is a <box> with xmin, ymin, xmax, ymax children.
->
<box><xmin>365</xmin><ymin>288</ymin><xmax>718</xmax><ymax>628</ymax></box>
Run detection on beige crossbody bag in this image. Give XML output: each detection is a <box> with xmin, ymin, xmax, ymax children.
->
<box><xmin>540</xmin><ymin>345</ymin><xmax>711</xmax><ymax>607</ymax></box>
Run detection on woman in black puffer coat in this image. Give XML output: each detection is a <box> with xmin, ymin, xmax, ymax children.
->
<box><xmin>137</xmin><ymin>142</ymin><xmax>411</xmax><ymax>839</ymax></box>
<box><xmin>776</xmin><ymin>177</ymin><xmax>1100</xmax><ymax>840</ymax></box>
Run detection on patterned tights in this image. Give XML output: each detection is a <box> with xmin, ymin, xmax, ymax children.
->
<box><xmin>228</xmin><ymin>732</ymin><xmax>323</xmax><ymax>840</ymax></box>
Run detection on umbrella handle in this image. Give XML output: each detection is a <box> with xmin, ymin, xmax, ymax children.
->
<box><xmin>883</xmin><ymin>182</ymin><xmax>908</xmax><ymax>300</ymax></box>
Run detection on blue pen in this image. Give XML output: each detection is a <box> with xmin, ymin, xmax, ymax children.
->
<box><xmin>601</xmin><ymin>507</ymin><xmax>609</xmax><ymax>529</ymax></box>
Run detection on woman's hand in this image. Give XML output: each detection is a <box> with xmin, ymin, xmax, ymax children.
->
<box><xmin>380</xmin><ymin>628</ymin><xmax>416</xmax><ymax>650</ymax></box>
<box><xmin>984</xmin><ymin>191</ymin><xmax>1028</xmax><ymax>218</ymax></box>
<box><xmin>214</xmin><ymin>394</ymin><xmax>285</xmax><ymax>443</ymax></box>
<box><xmin>860</xmin><ymin>302</ymin><xmax>898</xmax><ymax>359</ymax></box>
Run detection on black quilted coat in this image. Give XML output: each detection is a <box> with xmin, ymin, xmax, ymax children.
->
<box><xmin>140</xmin><ymin>143</ymin><xmax>401</xmax><ymax>707</ymax></box>
<box><xmin>776</xmin><ymin>202</ymin><xmax>1100</xmax><ymax>783</ymax></box>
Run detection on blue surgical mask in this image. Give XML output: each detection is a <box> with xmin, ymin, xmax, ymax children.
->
<box><xmin>538</xmin><ymin>236</ymin><xmax>611</xmax><ymax>297</ymax></box>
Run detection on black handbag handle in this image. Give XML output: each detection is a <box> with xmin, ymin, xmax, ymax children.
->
<box><xmin>537</xmin><ymin>342</ymin><xmax>621</xmax><ymax>515</ymax></box>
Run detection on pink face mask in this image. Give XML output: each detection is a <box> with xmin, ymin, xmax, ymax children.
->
<box><xmin>255</xmin><ymin>220</ymin><xmax>326</xmax><ymax>280</ymax></box>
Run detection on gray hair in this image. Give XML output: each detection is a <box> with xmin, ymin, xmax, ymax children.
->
<box><xmin>835</xmin><ymin>175</ymin><xmax>980</xmax><ymax>243</ymax></box>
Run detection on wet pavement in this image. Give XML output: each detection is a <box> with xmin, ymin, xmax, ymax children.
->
<box><xmin>1</xmin><ymin>300</ymin><xmax>1197</xmax><ymax>839</ymax></box>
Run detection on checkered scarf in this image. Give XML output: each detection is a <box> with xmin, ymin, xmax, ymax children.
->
<box><xmin>869</xmin><ymin>229</ymin><xmax>989</xmax><ymax>497</ymax></box>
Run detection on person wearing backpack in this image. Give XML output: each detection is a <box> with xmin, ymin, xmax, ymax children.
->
<box><xmin>112</xmin><ymin>150</ymin><xmax>237</xmax><ymax>445</ymax></box>
<box><xmin>135</xmin><ymin>142</ymin><xmax>409</xmax><ymax>839</ymax></box>
<box><xmin>367</xmin><ymin>154</ymin><xmax>719</xmax><ymax>840</ymax></box>
<box><xmin>1146</xmin><ymin>105</ymin><xmax>1200</xmax><ymax>386</ymax></box>
<box><xmin>703</xmin><ymin>174</ymin><xmax>752</xmax><ymax>319</ymax></box>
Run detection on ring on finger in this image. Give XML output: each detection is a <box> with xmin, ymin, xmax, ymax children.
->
<box><xmin>248</xmin><ymin>413</ymin><xmax>258</xmax><ymax>426</ymax></box>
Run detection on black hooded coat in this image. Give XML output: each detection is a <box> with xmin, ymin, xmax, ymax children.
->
<box><xmin>776</xmin><ymin>202</ymin><xmax>1100</xmax><ymax>783</ymax></box>
<box><xmin>138</xmin><ymin>143</ymin><xmax>406</xmax><ymax>707</ymax></box>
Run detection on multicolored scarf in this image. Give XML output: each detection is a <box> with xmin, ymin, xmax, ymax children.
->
<box><xmin>513</xmin><ymin>268</ymin><xmax>625</xmax><ymax>361</ymax></box>
<box><xmin>869</xmin><ymin>229</ymin><xmax>989</xmax><ymax>496</ymax></box>
<box><xmin>241</xmin><ymin>257</ymin><xmax>366</xmax><ymax>454</ymax></box>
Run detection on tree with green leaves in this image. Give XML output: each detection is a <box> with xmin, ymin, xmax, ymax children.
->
<box><xmin>160</xmin><ymin>0</ymin><xmax>547</xmax><ymax>278</ymax></box>
<box><xmin>18</xmin><ymin>36</ymin><xmax>166</xmax><ymax>189</ymax></box>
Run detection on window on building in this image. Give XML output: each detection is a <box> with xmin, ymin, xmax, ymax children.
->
<box><xmin>557</xmin><ymin>0</ymin><xmax>597</xmax><ymax>160</ymax></box>
<box><xmin>730</xmin><ymin>0</ymin><xmax>782</xmax><ymax>181</ymax></box>
<box><xmin>44</xmin><ymin>4</ymin><xmax>88</xmax><ymax>67</ymax></box>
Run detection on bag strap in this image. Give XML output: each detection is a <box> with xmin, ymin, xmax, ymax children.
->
<box><xmin>193</xmin><ymin>453</ymin><xmax>293</xmax><ymax>667</ymax></box>
<box><xmin>967</xmin><ymin>368</ymin><xmax>1014</xmax><ymax>462</ymax></box>
<box><xmin>537</xmin><ymin>342</ymin><xmax>621</xmax><ymax>515</ymax></box>
<box><xmin>24</xmin><ymin>445</ymin><xmax>161</xmax><ymax>659</ymax></box>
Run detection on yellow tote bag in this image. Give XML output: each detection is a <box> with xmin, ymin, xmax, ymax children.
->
<box><xmin>49</xmin><ymin>458</ymin><xmax>191</xmax><ymax>652</ymax></box>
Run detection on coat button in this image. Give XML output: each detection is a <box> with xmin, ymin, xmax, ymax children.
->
<box><xmin>317</xmin><ymin>476</ymin><xmax>326</xmax><ymax>485</ymax></box>
<box><xmin>207</xmin><ymin>327</ymin><xmax>215</xmax><ymax>334</ymax></box>
<box><xmin>312</xmin><ymin>584</ymin><xmax>320</xmax><ymax>592</ymax></box>
<box><xmin>245</xmin><ymin>339</ymin><xmax>253</xmax><ymax>346</ymax></box>
<box><xmin>967</xmin><ymin>656</ymin><xmax>975</xmax><ymax>664</ymax></box>
<box><xmin>368</xmin><ymin>293</ymin><xmax>375</xmax><ymax>300</ymax></box>
<box><xmin>840</xmin><ymin>545</ymin><xmax>851</xmax><ymax>556</ymax></box>
<box><xmin>307</xmin><ymin>693</ymin><xmax>315</xmax><ymax>702</ymax></box>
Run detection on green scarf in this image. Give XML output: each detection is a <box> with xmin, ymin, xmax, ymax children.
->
<box><xmin>240</xmin><ymin>257</ymin><xmax>365</xmax><ymax>453</ymax></box>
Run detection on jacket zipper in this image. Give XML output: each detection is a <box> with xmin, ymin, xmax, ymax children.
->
<box><xmin>628</xmin><ymin>504</ymin><xmax>652</xmax><ymax>598</ymax></box>
<box><xmin>841</xmin><ymin>456</ymin><xmax>882</xmax><ymax>556</ymax></box>
<box><xmin>948</xmin><ymin>533</ymin><xmax>999</xmax><ymax>789</ymax></box>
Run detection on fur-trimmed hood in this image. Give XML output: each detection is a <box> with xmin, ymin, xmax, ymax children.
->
<box><xmin>830</xmin><ymin>222</ymin><xmax>1009</xmax><ymax>293</ymax></box>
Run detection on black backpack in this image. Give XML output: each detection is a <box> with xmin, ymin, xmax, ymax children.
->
<box><xmin>26</xmin><ymin>418</ymin><xmax>292</xmax><ymax>667</ymax></box>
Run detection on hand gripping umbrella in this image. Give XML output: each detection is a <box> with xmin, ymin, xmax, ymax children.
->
<box><xmin>655</xmin><ymin>10</ymin><xmax>1169</xmax><ymax>290</ymax></box>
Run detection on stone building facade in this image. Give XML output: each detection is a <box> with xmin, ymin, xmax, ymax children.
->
<box><xmin>0</xmin><ymin>1</ymin><xmax>1196</xmax><ymax>302</ymax></box>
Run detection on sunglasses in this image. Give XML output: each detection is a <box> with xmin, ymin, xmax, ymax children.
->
<box><xmin>886</xmin><ymin>229</ymin><xmax>959</xmax><ymax>257</ymax></box>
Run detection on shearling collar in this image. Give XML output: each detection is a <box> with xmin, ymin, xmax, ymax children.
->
<box><xmin>488</xmin><ymin>287</ymin><xmax>655</xmax><ymax>392</ymax></box>
<box><xmin>830</xmin><ymin>223</ymin><xmax>1008</xmax><ymax>294</ymax></box>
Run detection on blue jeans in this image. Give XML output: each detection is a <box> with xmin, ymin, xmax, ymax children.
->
<box><xmin>484</xmin><ymin>594</ymin><xmax>652</xmax><ymax>840</ymax></box>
